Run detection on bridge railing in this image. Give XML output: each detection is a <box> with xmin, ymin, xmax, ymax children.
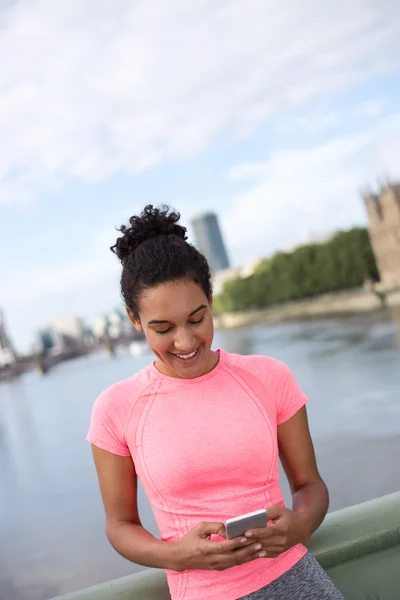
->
<box><xmin>51</xmin><ymin>492</ymin><xmax>400</xmax><ymax>600</ymax></box>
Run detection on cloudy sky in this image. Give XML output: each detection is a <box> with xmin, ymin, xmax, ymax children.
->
<box><xmin>1</xmin><ymin>0</ymin><xmax>400</xmax><ymax>351</ymax></box>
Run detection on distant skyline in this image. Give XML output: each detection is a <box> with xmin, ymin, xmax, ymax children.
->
<box><xmin>1</xmin><ymin>0</ymin><xmax>400</xmax><ymax>352</ymax></box>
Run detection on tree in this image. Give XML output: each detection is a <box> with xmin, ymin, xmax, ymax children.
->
<box><xmin>215</xmin><ymin>227</ymin><xmax>379</xmax><ymax>313</ymax></box>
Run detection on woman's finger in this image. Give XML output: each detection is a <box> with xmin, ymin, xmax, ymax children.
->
<box><xmin>245</xmin><ymin>525</ymin><xmax>275</xmax><ymax>540</ymax></box>
<box><xmin>204</xmin><ymin>536</ymin><xmax>251</xmax><ymax>554</ymax></box>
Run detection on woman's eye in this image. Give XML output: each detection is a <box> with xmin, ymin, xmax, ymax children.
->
<box><xmin>190</xmin><ymin>317</ymin><xmax>204</xmax><ymax>325</ymax></box>
<box><xmin>156</xmin><ymin>327</ymin><xmax>172</xmax><ymax>335</ymax></box>
<box><xmin>155</xmin><ymin>317</ymin><xmax>204</xmax><ymax>334</ymax></box>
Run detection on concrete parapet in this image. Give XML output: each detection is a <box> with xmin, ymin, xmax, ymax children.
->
<box><xmin>51</xmin><ymin>492</ymin><xmax>400</xmax><ymax>600</ymax></box>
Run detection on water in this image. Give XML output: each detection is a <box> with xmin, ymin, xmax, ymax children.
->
<box><xmin>1</xmin><ymin>310</ymin><xmax>400</xmax><ymax>600</ymax></box>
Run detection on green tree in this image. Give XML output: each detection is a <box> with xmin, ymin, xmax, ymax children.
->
<box><xmin>215</xmin><ymin>227</ymin><xmax>379</xmax><ymax>313</ymax></box>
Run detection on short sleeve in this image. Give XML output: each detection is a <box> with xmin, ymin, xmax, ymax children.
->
<box><xmin>86</xmin><ymin>387</ymin><xmax>131</xmax><ymax>456</ymax></box>
<box><xmin>271</xmin><ymin>359</ymin><xmax>308</xmax><ymax>425</ymax></box>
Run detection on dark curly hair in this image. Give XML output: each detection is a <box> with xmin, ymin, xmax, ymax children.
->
<box><xmin>111</xmin><ymin>205</ymin><xmax>212</xmax><ymax>318</ymax></box>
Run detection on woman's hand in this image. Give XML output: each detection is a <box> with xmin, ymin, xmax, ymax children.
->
<box><xmin>172</xmin><ymin>521</ymin><xmax>265</xmax><ymax>572</ymax></box>
<box><xmin>243</xmin><ymin>506</ymin><xmax>312</xmax><ymax>558</ymax></box>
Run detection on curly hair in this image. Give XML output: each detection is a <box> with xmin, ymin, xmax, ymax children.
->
<box><xmin>111</xmin><ymin>205</ymin><xmax>212</xmax><ymax>318</ymax></box>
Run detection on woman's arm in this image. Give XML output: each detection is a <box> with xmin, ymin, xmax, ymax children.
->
<box><xmin>91</xmin><ymin>445</ymin><xmax>180</xmax><ymax>570</ymax></box>
<box><xmin>277</xmin><ymin>405</ymin><xmax>329</xmax><ymax>540</ymax></box>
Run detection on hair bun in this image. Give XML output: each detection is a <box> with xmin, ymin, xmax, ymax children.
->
<box><xmin>111</xmin><ymin>204</ymin><xmax>187</xmax><ymax>263</ymax></box>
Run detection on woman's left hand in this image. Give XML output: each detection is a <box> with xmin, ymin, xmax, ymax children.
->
<box><xmin>243</xmin><ymin>505</ymin><xmax>312</xmax><ymax>559</ymax></box>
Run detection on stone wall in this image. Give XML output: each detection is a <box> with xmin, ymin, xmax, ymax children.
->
<box><xmin>213</xmin><ymin>287</ymin><xmax>390</xmax><ymax>330</ymax></box>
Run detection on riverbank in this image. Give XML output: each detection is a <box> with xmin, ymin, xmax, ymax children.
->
<box><xmin>214</xmin><ymin>285</ymin><xmax>400</xmax><ymax>329</ymax></box>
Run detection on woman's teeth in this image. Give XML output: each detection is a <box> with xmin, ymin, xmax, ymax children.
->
<box><xmin>176</xmin><ymin>349</ymin><xmax>197</xmax><ymax>360</ymax></box>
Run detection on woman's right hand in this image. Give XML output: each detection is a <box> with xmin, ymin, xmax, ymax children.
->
<box><xmin>172</xmin><ymin>521</ymin><xmax>264</xmax><ymax>572</ymax></box>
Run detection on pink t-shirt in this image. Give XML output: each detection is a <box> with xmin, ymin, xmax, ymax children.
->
<box><xmin>86</xmin><ymin>349</ymin><xmax>308</xmax><ymax>600</ymax></box>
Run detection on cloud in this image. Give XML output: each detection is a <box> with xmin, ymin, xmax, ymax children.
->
<box><xmin>223</xmin><ymin>112</ymin><xmax>400</xmax><ymax>263</ymax></box>
<box><xmin>276</xmin><ymin>99</ymin><xmax>387</xmax><ymax>135</ymax></box>
<box><xmin>1</xmin><ymin>225</ymin><xmax>120</xmax><ymax>307</ymax></box>
<box><xmin>0</xmin><ymin>0</ymin><xmax>399</xmax><ymax>204</ymax></box>
<box><xmin>1</xmin><ymin>225</ymin><xmax>123</xmax><ymax>351</ymax></box>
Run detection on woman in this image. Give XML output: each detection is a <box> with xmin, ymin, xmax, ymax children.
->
<box><xmin>86</xmin><ymin>205</ymin><xmax>344</xmax><ymax>600</ymax></box>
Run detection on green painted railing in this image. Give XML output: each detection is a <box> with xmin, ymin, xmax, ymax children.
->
<box><xmin>51</xmin><ymin>492</ymin><xmax>400</xmax><ymax>600</ymax></box>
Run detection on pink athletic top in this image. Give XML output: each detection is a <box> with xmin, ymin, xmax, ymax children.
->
<box><xmin>86</xmin><ymin>349</ymin><xmax>308</xmax><ymax>600</ymax></box>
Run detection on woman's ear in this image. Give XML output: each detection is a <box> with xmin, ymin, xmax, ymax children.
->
<box><xmin>126</xmin><ymin>307</ymin><xmax>143</xmax><ymax>332</ymax></box>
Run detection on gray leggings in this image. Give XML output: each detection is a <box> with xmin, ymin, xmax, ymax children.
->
<box><xmin>239</xmin><ymin>553</ymin><xmax>345</xmax><ymax>600</ymax></box>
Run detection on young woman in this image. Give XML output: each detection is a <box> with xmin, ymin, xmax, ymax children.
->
<box><xmin>86</xmin><ymin>205</ymin><xmax>344</xmax><ymax>600</ymax></box>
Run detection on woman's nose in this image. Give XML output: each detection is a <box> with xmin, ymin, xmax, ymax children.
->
<box><xmin>173</xmin><ymin>329</ymin><xmax>196</xmax><ymax>352</ymax></box>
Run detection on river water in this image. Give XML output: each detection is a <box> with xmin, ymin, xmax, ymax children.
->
<box><xmin>1</xmin><ymin>310</ymin><xmax>400</xmax><ymax>600</ymax></box>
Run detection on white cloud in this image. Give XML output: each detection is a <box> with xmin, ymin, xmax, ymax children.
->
<box><xmin>2</xmin><ymin>255</ymin><xmax>117</xmax><ymax>323</ymax></box>
<box><xmin>0</xmin><ymin>0</ymin><xmax>399</xmax><ymax>204</ymax></box>
<box><xmin>1</xmin><ymin>224</ymin><xmax>122</xmax><ymax>308</ymax></box>
<box><xmin>223</xmin><ymin>112</ymin><xmax>400</xmax><ymax>264</ymax></box>
<box><xmin>1</xmin><ymin>226</ymin><xmax>123</xmax><ymax>351</ymax></box>
<box><xmin>276</xmin><ymin>99</ymin><xmax>387</xmax><ymax>135</ymax></box>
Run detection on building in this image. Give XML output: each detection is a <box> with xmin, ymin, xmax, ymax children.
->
<box><xmin>106</xmin><ymin>309</ymin><xmax>131</xmax><ymax>340</ymax></box>
<box><xmin>92</xmin><ymin>316</ymin><xmax>109</xmax><ymax>341</ymax></box>
<box><xmin>49</xmin><ymin>316</ymin><xmax>85</xmax><ymax>340</ymax></box>
<box><xmin>0</xmin><ymin>309</ymin><xmax>16</xmax><ymax>367</ymax></box>
<box><xmin>212</xmin><ymin>259</ymin><xmax>267</xmax><ymax>296</ymax></box>
<box><xmin>364</xmin><ymin>183</ymin><xmax>400</xmax><ymax>286</ymax></box>
<box><xmin>213</xmin><ymin>267</ymin><xmax>242</xmax><ymax>296</ymax></box>
<box><xmin>35</xmin><ymin>329</ymin><xmax>64</xmax><ymax>355</ymax></box>
<box><xmin>36</xmin><ymin>316</ymin><xmax>85</xmax><ymax>355</ymax></box>
<box><xmin>191</xmin><ymin>212</ymin><xmax>230</xmax><ymax>274</ymax></box>
<box><xmin>91</xmin><ymin>308</ymin><xmax>134</xmax><ymax>342</ymax></box>
<box><xmin>239</xmin><ymin>258</ymin><xmax>264</xmax><ymax>278</ymax></box>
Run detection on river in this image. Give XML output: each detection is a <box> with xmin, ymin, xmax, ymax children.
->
<box><xmin>1</xmin><ymin>310</ymin><xmax>400</xmax><ymax>600</ymax></box>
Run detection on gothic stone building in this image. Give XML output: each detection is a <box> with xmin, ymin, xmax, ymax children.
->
<box><xmin>0</xmin><ymin>309</ymin><xmax>16</xmax><ymax>367</ymax></box>
<box><xmin>364</xmin><ymin>183</ymin><xmax>400</xmax><ymax>286</ymax></box>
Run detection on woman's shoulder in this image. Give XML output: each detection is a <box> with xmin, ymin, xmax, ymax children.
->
<box><xmin>93</xmin><ymin>363</ymin><xmax>156</xmax><ymax>412</ymax></box>
<box><xmin>222</xmin><ymin>350</ymin><xmax>307</xmax><ymax>422</ymax></box>
<box><xmin>222</xmin><ymin>349</ymin><xmax>289</xmax><ymax>376</ymax></box>
<box><xmin>86</xmin><ymin>363</ymin><xmax>158</xmax><ymax>454</ymax></box>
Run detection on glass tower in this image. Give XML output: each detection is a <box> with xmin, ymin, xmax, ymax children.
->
<box><xmin>191</xmin><ymin>212</ymin><xmax>230</xmax><ymax>273</ymax></box>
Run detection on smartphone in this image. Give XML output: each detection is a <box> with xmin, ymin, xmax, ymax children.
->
<box><xmin>225</xmin><ymin>509</ymin><xmax>267</xmax><ymax>539</ymax></box>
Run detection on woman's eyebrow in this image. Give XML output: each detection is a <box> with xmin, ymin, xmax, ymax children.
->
<box><xmin>147</xmin><ymin>304</ymin><xmax>206</xmax><ymax>325</ymax></box>
<box><xmin>188</xmin><ymin>304</ymin><xmax>207</xmax><ymax>317</ymax></box>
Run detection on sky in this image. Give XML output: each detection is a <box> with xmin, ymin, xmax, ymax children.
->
<box><xmin>0</xmin><ymin>0</ymin><xmax>400</xmax><ymax>353</ymax></box>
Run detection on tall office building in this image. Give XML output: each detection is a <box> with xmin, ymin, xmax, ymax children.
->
<box><xmin>191</xmin><ymin>212</ymin><xmax>230</xmax><ymax>273</ymax></box>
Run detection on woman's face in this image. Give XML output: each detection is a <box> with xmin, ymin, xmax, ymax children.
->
<box><xmin>129</xmin><ymin>279</ymin><xmax>217</xmax><ymax>379</ymax></box>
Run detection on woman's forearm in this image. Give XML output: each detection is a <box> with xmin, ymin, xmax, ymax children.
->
<box><xmin>292</xmin><ymin>478</ymin><xmax>329</xmax><ymax>540</ymax></box>
<box><xmin>107</xmin><ymin>521</ymin><xmax>181</xmax><ymax>571</ymax></box>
